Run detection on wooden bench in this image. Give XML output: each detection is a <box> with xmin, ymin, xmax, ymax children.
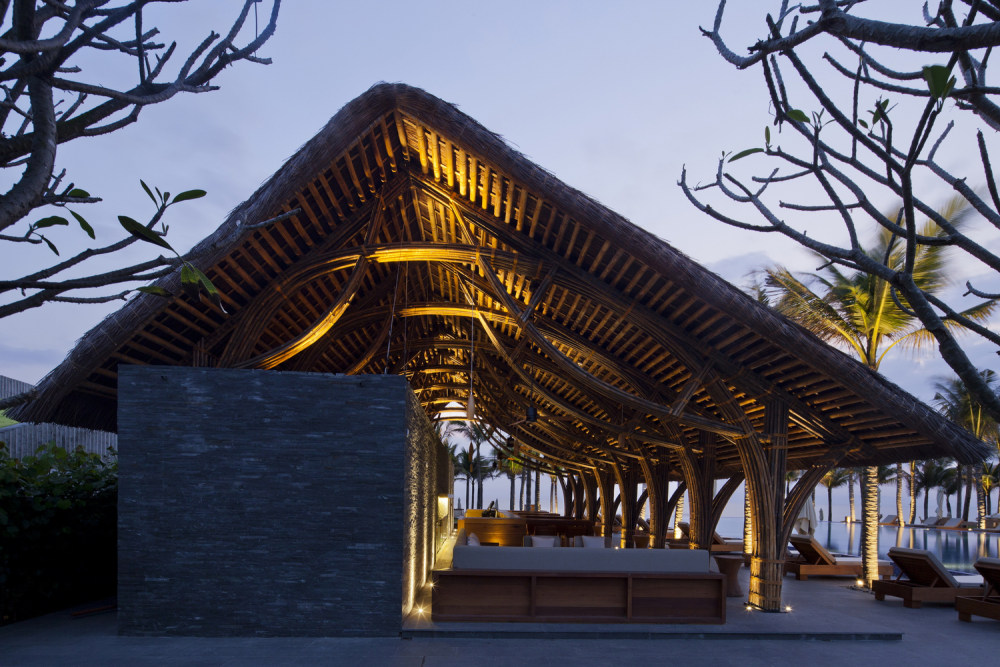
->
<box><xmin>432</xmin><ymin>545</ymin><xmax>725</xmax><ymax>624</ymax></box>
<box><xmin>957</xmin><ymin>557</ymin><xmax>1000</xmax><ymax>623</ymax></box>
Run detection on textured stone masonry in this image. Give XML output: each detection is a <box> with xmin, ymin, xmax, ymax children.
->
<box><xmin>118</xmin><ymin>367</ymin><xmax>443</xmax><ymax>636</ymax></box>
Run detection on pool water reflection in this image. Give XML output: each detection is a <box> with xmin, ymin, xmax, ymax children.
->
<box><xmin>716</xmin><ymin>517</ymin><xmax>1000</xmax><ymax>573</ymax></box>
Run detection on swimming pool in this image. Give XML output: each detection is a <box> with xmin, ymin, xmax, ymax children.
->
<box><xmin>716</xmin><ymin>517</ymin><xmax>1000</xmax><ymax>573</ymax></box>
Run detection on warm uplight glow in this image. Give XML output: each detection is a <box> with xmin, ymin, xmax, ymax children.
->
<box><xmin>745</xmin><ymin>605</ymin><xmax>753</xmax><ymax>612</ymax></box>
<box><xmin>856</xmin><ymin>578</ymin><xmax>865</xmax><ymax>586</ymax></box>
<box><xmin>784</xmin><ymin>605</ymin><xmax>792</xmax><ymax>612</ymax></box>
<box><xmin>417</xmin><ymin>606</ymin><xmax>426</xmax><ymax>615</ymax></box>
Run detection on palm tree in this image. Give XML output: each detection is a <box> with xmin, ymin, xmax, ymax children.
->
<box><xmin>819</xmin><ymin>469</ymin><xmax>851</xmax><ymax>523</ymax></box>
<box><xmin>497</xmin><ymin>453</ymin><xmax>523</xmax><ymax>511</ymax></box>
<box><xmin>848</xmin><ymin>468</ymin><xmax>856</xmax><ymax>523</ymax></box>
<box><xmin>756</xmin><ymin>196</ymin><xmax>996</xmax><ymax>585</ymax></box>
<box><xmin>453</xmin><ymin>421</ymin><xmax>496</xmax><ymax>509</ymax></box>
<box><xmin>933</xmin><ymin>371</ymin><xmax>1000</xmax><ymax>529</ymax></box>
<box><xmin>917</xmin><ymin>460</ymin><xmax>954</xmax><ymax>521</ymax></box>
<box><xmin>451</xmin><ymin>444</ymin><xmax>473</xmax><ymax>511</ymax></box>
<box><xmin>895</xmin><ymin>463</ymin><xmax>906</xmax><ymax>525</ymax></box>
<box><xmin>983</xmin><ymin>461</ymin><xmax>1000</xmax><ymax>515</ymax></box>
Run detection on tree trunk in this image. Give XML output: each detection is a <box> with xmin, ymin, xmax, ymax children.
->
<box><xmin>895</xmin><ymin>463</ymin><xmax>904</xmax><ymax>526</ymax></box>
<box><xmin>519</xmin><ymin>470</ymin><xmax>525</xmax><ymax>510</ymax></box>
<box><xmin>861</xmin><ymin>466</ymin><xmax>880</xmax><ymax>587</ymax></box>
<box><xmin>476</xmin><ymin>442</ymin><xmax>484</xmax><ymax>509</ymax></box>
<box><xmin>963</xmin><ymin>465</ymin><xmax>973</xmax><ymax>521</ymax></box>
<box><xmin>743</xmin><ymin>485</ymin><xmax>753</xmax><ymax>558</ymax></box>
<box><xmin>535</xmin><ymin>468</ymin><xmax>541</xmax><ymax>509</ymax></box>
<box><xmin>976</xmin><ymin>463</ymin><xmax>987</xmax><ymax>530</ymax></box>
<box><xmin>525</xmin><ymin>465</ymin><xmax>532</xmax><ymax>510</ymax></box>
<box><xmin>848</xmin><ymin>469</ymin><xmax>856</xmax><ymax>522</ymax></box>
<box><xmin>827</xmin><ymin>484</ymin><xmax>833</xmax><ymax>525</ymax></box>
<box><xmin>673</xmin><ymin>493</ymin><xmax>685</xmax><ymax>540</ymax></box>
<box><xmin>509</xmin><ymin>473</ymin><xmax>515</xmax><ymax>511</ymax></box>
<box><xmin>924</xmin><ymin>485</ymin><xmax>929</xmax><ymax>522</ymax></box>
<box><xmin>908</xmin><ymin>461</ymin><xmax>917</xmax><ymax>525</ymax></box>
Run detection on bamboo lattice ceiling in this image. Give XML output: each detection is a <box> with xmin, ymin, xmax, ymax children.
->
<box><xmin>13</xmin><ymin>84</ymin><xmax>991</xmax><ymax>475</ymax></box>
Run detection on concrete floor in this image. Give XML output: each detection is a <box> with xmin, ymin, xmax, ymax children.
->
<box><xmin>2</xmin><ymin>566</ymin><xmax>996</xmax><ymax>666</ymax></box>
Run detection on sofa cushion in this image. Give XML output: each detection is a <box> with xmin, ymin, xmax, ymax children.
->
<box><xmin>452</xmin><ymin>545</ymin><xmax>711</xmax><ymax>572</ymax></box>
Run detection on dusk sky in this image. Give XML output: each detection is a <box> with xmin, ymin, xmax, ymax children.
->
<box><xmin>2</xmin><ymin>0</ymin><xmax>997</xmax><ymax>414</ymax></box>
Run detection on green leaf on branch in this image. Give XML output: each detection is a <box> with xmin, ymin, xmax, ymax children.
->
<box><xmin>41</xmin><ymin>237</ymin><xmax>59</xmax><ymax>255</ymax></box>
<box><xmin>136</xmin><ymin>286</ymin><xmax>172</xmax><ymax>297</ymax></box>
<box><xmin>119</xmin><ymin>215</ymin><xmax>174</xmax><ymax>251</ymax></box>
<box><xmin>764</xmin><ymin>126</ymin><xmax>771</xmax><ymax>146</ymax></box>
<box><xmin>729</xmin><ymin>148</ymin><xmax>765</xmax><ymax>162</ymax></box>
<box><xmin>190</xmin><ymin>264</ymin><xmax>222</xmax><ymax>308</ymax></box>
<box><xmin>67</xmin><ymin>188</ymin><xmax>90</xmax><ymax>198</ymax></box>
<box><xmin>180</xmin><ymin>263</ymin><xmax>200</xmax><ymax>300</ymax></box>
<box><xmin>923</xmin><ymin>65</ymin><xmax>956</xmax><ymax>101</ymax></box>
<box><xmin>786</xmin><ymin>109</ymin><xmax>809</xmax><ymax>123</ymax></box>
<box><xmin>35</xmin><ymin>216</ymin><xmax>68</xmax><ymax>229</ymax></box>
<box><xmin>172</xmin><ymin>189</ymin><xmax>207</xmax><ymax>204</ymax></box>
<box><xmin>140</xmin><ymin>180</ymin><xmax>157</xmax><ymax>205</ymax></box>
<box><xmin>70</xmin><ymin>210</ymin><xmax>95</xmax><ymax>239</ymax></box>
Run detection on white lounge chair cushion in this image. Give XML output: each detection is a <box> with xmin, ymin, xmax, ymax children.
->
<box><xmin>466</xmin><ymin>532</ymin><xmax>480</xmax><ymax>546</ymax></box>
<box><xmin>531</xmin><ymin>535</ymin><xmax>557</xmax><ymax>547</ymax></box>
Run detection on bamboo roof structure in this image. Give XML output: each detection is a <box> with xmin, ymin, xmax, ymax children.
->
<box><xmin>12</xmin><ymin>83</ymin><xmax>992</xmax><ymax>475</ymax></box>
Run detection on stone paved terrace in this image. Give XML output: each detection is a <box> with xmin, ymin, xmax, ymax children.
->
<box><xmin>1</xmin><ymin>566</ymin><xmax>996</xmax><ymax>666</ymax></box>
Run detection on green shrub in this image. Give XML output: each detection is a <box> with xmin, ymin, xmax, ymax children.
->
<box><xmin>0</xmin><ymin>442</ymin><xmax>117</xmax><ymax>624</ymax></box>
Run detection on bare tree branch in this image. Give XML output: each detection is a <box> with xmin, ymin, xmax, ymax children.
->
<box><xmin>695</xmin><ymin>0</ymin><xmax>1000</xmax><ymax>421</ymax></box>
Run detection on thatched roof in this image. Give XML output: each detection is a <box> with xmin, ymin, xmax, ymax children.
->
<box><xmin>12</xmin><ymin>83</ymin><xmax>991</xmax><ymax>472</ymax></box>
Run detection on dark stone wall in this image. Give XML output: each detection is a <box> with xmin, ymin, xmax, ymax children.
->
<box><xmin>117</xmin><ymin>367</ymin><xmax>443</xmax><ymax>636</ymax></box>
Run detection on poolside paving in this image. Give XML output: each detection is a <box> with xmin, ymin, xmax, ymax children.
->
<box><xmin>1</xmin><ymin>567</ymin><xmax>996</xmax><ymax>665</ymax></box>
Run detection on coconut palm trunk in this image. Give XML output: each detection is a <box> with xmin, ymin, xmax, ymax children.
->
<box><xmin>509</xmin><ymin>471</ymin><xmax>516</xmax><ymax>510</ymax></box>
<box><xmin>525</xmin><ymin>465</ymin><xmax>532</xmax><ymax>510</ymax></box>
<box><xmin>908</xmin><ymin>461</ymin><xmax>917</xmax><ymax>524</ymax></box>
<box><xmin>673</xmin><ymin>494</ymin><xmax>685</xmax><ymax>540</ymax></box>
<box><xmin>976</xmin><ymin>463</ymin><xmax>987</xmax><ymax>529</ymax></box>
<box><xmin>963</xmin><ymin>465</ymin><xmax>974</xmax><ymax>521</ymax></box>
<box><xmin>848</xmin><ymin>470</ymin><xmax>856</xmax><ymax>523</ymax></box>
<box><xmin>861</xmin><ymin>466</ymin><xmax>880</xmax><ymax>586</ymax></box>
<box><xmin>895</xmin><ymin>463</ymin><xmax>904</xmax><ymax>526</ymax></box>
<box><xmin>743</xmin><ymin>487</ymin><xmax>753</xmax><ymax>557</ymax></box>
<box><xmin>534</xmin><ymin>468</ymin><xmax>541</xmax><ymax>509</ymax></box>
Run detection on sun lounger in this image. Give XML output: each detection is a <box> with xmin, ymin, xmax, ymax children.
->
<box><xmin>937</xmin><ymin>518</ymin><xmax>968</xmax><ymax>530</ymax></box>
<box><xmin>914</xmin><ymin>517</ymin><xmax>947</xmax><ymax>528</ymax></box>
<box><xmin>873</xmin><ymin>547</ymin><xmax>985</xmax><ymax>608</ymax></box>
<box><xmin>878</xmin><ymin>515</ymin><xmax>898</xmax><ymax>526</ymax></box>
<box><xmin>676</xmin><ymin>522</ymin><xmax>744</xmax><ymax>552</ymax></box>
<box><xmin>956</xmin><ymin>558</ymin><xmax>1000</xmax><ymax>622</ymax></box>
<box><xmin>785</xmin><ymin>534</ymin><xmax>892</xmax><ymax>581</ymax></box>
